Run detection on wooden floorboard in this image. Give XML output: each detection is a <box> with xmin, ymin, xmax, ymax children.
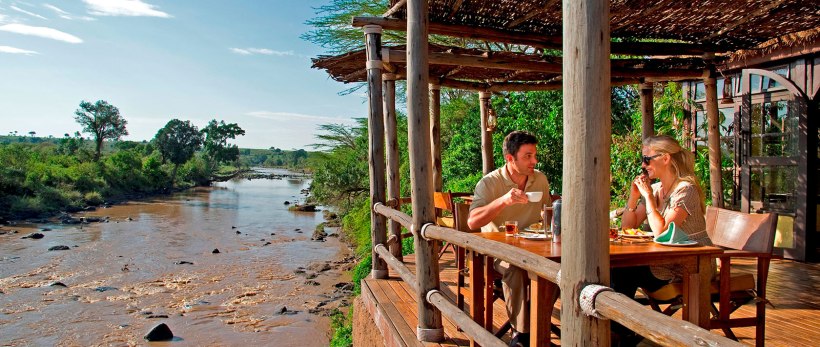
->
<box><xmin>362</xmin><ymin>250</ymin><xmax>819</xmax><ymax>347</ymax></box>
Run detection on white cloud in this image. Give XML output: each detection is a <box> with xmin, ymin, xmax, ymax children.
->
<box><xmin>0</xmin><ymin>45</ymin><xmax>38</xmax><ymax>55</ymax></box>
<box><xmin>11</xmin><ymin>5</ymin><xmax>47</xmax><ymax>20</ymax></box>
<box><xmin>230</xmin><ymin>47</ymin><xmax>295</xmax><ymax>56</ymax></box>
<box><xmin>43</xmin><ymin>4</ymin><xmax>96</xmax><ymax>21</ymax></box>
<box><xmin>43</xmin><ymin>4</ymin><xmax>69</xmax><ymax>16</ymax></box>
<box><xmin>0</xmin><ymin>23</ymin><xmax>83</xmax><ymax>43</ymax></box>
<box><xmin>83</xmin><ymin>0</ymin><xmax>171</xmax><ymax>18</ymax></box>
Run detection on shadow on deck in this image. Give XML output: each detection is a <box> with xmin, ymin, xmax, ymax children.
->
<box><xmin>356</xmin><ymin>250</ymin><xmax>820</xmax><ymax>346</ymax></box>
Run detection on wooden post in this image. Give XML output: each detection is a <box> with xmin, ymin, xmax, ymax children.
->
<box><xmin>640</xmin><ymin>82</ymin><xmax>655</xmax><ymax>141</ymax></box>
<box><xmin>407</xmin><ymin>0</ymin><xmax>443</xmax><ymax>342</ymax></box>
<box><xmin>364</xmin><ymin>25</ymin><xmax>388</xmax><ymax>279</ymax></box>
<box><xmin>479</xmin><ymin>91</ymin><xmax>494</xmax><ymax>175</ymax></box>
<box><xmin>562</xmin><ymin>0</ymin><xmax>611</xmax><ymax>345</ymax></box>
<box><xmin>704</xmin><ymin>68</ymin><xmax>725</xmax><ymax>208</ymax></box>
<box><xmin>682</xmin><ymin>83</ymin><xmax>695</xmax><ymax>151</ymax></box>
<box><xmin>383</xmin><ymin>73</ymin><xmax>402</xmax><ymax>260</ymax></box>
<box><xmin>431</xmin><ymin>84</ymin><xmax>443</xmax><ymax>192</ymax></box>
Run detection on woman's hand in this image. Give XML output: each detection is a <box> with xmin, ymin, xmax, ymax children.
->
<box><xmin>633</xmin><ymin>174</ymin><xmax>653</xmax><ymax>199</ymax></box>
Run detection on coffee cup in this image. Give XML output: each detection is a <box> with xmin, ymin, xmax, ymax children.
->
<box><xmin>525</xmin><ymin>191</ymin><xmax>543</xmax><ymax>202</ymax></box>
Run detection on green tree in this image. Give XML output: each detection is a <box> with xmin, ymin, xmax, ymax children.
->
<box><xmin>155</xmin><ymin>119</ymin><xmax>203</xmax><ymax>185</ymax></box>
<box><xmin>201</xmin><ymin>119</ymin><xmax>245</xmax><ymax>172</ymax></box>
<box><xmin>291</xmin><ymin>149</ymin><xmax>308</xmax><ymax>166</ymax></box>
<box><xmin>74</xmin><ymin>100</ymin><xmax>128</xmax><ymax>161</ymax></box>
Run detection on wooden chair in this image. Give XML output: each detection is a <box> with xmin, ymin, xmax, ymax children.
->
<box><xmin>435</xmin><ymin>191</ymin><xmax>472</xmax><ymax>258</ymax></box>
<box><xmin>642</xmin><ymin>206</ymin><xmax>778</xmax><ymax>346</ymax></box>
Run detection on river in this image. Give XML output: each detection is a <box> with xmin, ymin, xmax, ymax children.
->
<box><xmin>0</xmin><ymin>169</ymin><xmax>353</xmax><ymax>346</ymax></box>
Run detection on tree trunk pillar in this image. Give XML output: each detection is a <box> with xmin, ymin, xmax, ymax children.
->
<box><xmin>364</xmin><ymin>25</ymin><xmax>388</xmax><ymax>279</ymax></box>
<box><xmin>431</xmin><ymin>84</ymin><xmax>443</xmax><ymax>192</ymax></box>
<box><xmin>407</xmin><ymin>0</ymin><xmax>443</xmax><ymax>341</ymax></box>
<box><xmin>640</xmin><ymin>82</ymin><xmax>655</xmax><ymax>141</ymax></box>
<box><xmin>562</xmin><ymin>0</ymin><xmax>612</xmax><ymax>345</ymax></box>
<box><xmin>704</xmin><ymin>70</ymin><xmax>725</xmax><ymax>208</ymax></box>
<box><xmin>479</xmin><ymin>91</ymin><xmax>494</xmax><ymax>175</ymax></box>
<box><xmin>383</xmin><ymin>73</ymin><xmax>402</xmax><ymax>260</ymax></box>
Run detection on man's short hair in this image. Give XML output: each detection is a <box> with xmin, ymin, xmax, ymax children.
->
<box><xmin>503</xmin><ymin>131</ymin><xmax>538</xmax><ymax>157</ymax></box>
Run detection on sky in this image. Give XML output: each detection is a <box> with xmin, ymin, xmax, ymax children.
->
<box><xmin>0</xmin><ymin>0</ymin><xmax>365</xmax><ymax>149</ymax></box>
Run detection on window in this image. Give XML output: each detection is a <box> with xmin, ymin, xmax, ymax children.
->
<box><xmin>750</xmin><ymin>100</ymin><xmax>798</xmax><ymax>157</ymax></box>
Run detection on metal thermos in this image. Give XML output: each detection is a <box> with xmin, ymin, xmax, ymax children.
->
<box><xmin>551</xmin><ymin>199</ymin><xmax>561</xmax><ymax>242</ymax></box>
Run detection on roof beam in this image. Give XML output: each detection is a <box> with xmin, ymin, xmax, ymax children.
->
<box><xmin>382</xmin><ymin>0</ymin><xmax>407</xmax><ymax>18</ymax></box>
<box><xmin>352</xmin><ymin>16</ymin><xmax>722</xmax><ymax>56</ymax></box>
<box><xmin>448</xmin><ymin>0</ymin><xmax>464</xmax><ymax>19</ymax></box>
<box><xmin>383</xmin><ymin>49</ymin><xmax>708</xmax><ymax>79</ymax></box>
<box><xmin>430</xmin><ymin>77</ymin><xmax>641</xmax><ymax>92</ymax></box>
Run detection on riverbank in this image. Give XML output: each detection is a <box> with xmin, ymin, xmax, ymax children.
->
<box><xmin>0</xmin><ymin>170</ymin><xmax>355</xmax><ymax>346</ymax></box>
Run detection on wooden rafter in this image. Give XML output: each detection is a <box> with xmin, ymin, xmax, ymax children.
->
<box><xmin>384</xmin><ymin>48</ymin><xmax>708</xmax><ymax>78</ymax></box>
<box><xmin>700</xmin><ymin>0</ymin><xmax>789</xmax><ymax>42</ymax></box>
<box><xmin>352</xmin><ymin>16</ymin><xmax>722</xmax><ymax>55</ymax></box>
<box><xmin>441</xmin><ymin>65</ymin><xmax>465</xmax><ymax>78</ymax></box>
<box><xmin>506</xmin><ymin>0</ymin><xmax>560</xmax><ymax>29</ymax></box>
<box><xmin>383</xmin><ymin>0</ymin><xmax>407</xmax><ymax>18</ymax></box>
<box><xmin>448</xmin><ymin>0</ymin><xmax>464</xmax><ymax>19</ymax></box>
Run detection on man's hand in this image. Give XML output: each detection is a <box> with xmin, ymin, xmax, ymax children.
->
<box><xmin>502</xmin><ymin>188</ymin><xmax>528</xmax><ymax>206</ymax></box>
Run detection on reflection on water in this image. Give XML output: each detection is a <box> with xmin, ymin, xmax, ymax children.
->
<box><xmin>0</xmin><ymin>169</ymin><xmax>351</xmax><ymax>346</ymax></box>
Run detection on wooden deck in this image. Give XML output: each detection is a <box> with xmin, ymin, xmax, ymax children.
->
<box><xmin>360</xmin><ymin>250</ymin><xmax>820</xmax><ymax>346</ymax></box>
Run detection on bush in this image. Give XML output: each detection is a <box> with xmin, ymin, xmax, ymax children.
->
<box><xmin>84</xmin><ymin>191</ymin><xmax>104</xmax><ymax>206</ymax></box>
<box><xmin>329</xmin><ymin>307</ymin><xmax>353</xmax><ymax>347</ymax></box>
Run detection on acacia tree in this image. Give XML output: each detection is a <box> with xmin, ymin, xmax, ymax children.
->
<box><xmin>201</xmin><ymin>119</ymin><xmax>245</xmax><ymax>173</ymax></box>
<box><xmin>154</xmin><ymin>119</ymin><xmax>203</xmax><ymax>185</ymax></box>
<box><xmin>74</xmin><ymin>100</ymin><xmax>128</xmax><ymax>161</ymax></box>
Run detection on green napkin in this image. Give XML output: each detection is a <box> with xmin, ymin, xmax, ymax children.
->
<box><xmin>653</xmin><ymin>222</ymin><xmax>689</xmax><ymax>244</ymax></box>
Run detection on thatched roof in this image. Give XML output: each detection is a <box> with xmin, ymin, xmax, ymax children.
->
<box><xmin>390</xmin><ymin>0</ymin><xmax>820</xmax><ymax>50</ymax></box>
<box><xmin>312</xmin><ymin>44</ymin><xmax>710</xmax><ymax>88</ymax></box>
<box><xmin>313</xmin><ymin>1</ymin><xmax>818</xmax><ymax>89</ymax></box>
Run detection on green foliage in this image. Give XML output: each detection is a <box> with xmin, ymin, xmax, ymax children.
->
<box><xmin>201</xmin><ymin>119</ymin><xmax>245</xmax><ymax>172</ymax></box>
<box><xmin>329</xmin><ymin>307</ymin><xmax>353</xmax><ymax>347</ymax></box>
<box><xmin>308</xmin><ymin>121</ymin><xmax>371</xmax><ymax>210</ymax></box>
<box><xmin>84</xmin><ymin>191</ymin><xmax>104</xmax><ymax>206</ymax></box>
<box><xmin>491</xmin><ymin>91</ymin><xmax>565</xmax><ymax>193</ymax></box>
<box><xmin>74</xmin><ymin>100</ymin><xmax>129</xmax><ymax>161</ymax></box>
<box><xmin>154</xmin><ymin>119</ymin><xmax>203</xmax><ymax>185</ymax></box>
<box><xmin>301</xmin><ymin>0</ymin><xmax>392</xmax><ymax>55</ymax></box>
<box><xmin>610</xmin><ymin>133</ymin><xmax>643</xmax><ymax>207</ymax></box>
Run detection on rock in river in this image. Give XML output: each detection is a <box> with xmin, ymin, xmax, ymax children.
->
<box><xmin>48</xmin><ymin>245</ymin><xmax>70</xmax><ymax>251</ymax></box>
<box><xmin>22</xmin><ymin>233</ymin><xmax>44</xmax><ymax>239</ymax></box>
<box><xmin>144</xmin><ymin>323</ymin><xmax>174</xmax><ymax>341</ymax></box>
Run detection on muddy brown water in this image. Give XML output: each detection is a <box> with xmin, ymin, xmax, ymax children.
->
<box><xmin>0</xmin><ymin>169</ymin><xmax>353</xmax><ymax>346</ymax></box>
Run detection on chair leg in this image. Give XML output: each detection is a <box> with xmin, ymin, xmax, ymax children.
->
<box><xmin>494</xmin><ymin>321</ymin><xmax>512</xmax><ymax>338</ymax></box>
<box><xmin>456</xmin><ymin>246</ymin><xmax>465</xmax><ymax>311</ymax></box>
<box><xmin>438</xmin><ymin>242</ymin><xmax>452</xmax><ymax>259</ymax></box>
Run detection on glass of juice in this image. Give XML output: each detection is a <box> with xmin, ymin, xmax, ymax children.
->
<box><xmin>504</xmin><ymin>220</ymin><xmax>518</xmax><ymax>237</ymax></box>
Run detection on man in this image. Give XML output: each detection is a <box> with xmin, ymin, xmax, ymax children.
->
<box><xmin>467</xmin><ymin>131</ymin><xmax>551</xmax><ymax>347</ymax></box>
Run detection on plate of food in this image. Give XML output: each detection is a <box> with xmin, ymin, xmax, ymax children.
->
<box><xmin>525</xmin><ymin>222</ymin><xmax>546</xmax><ymax>233</ymax></box>
<box><xmin>618</xmin><ymin>228</ymin><xmax>654</xmax><ymax>238</ymax></box>
<box><xmin>654</xmin><ymin>240</ymin><xmax>699</xmax><ymax>247</ymax></box>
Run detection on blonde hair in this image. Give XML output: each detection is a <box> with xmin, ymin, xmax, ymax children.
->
<box><xmin>643</xmin><ymin>135</ymin><xmax>706</xmax><ymax>212</ymax></box>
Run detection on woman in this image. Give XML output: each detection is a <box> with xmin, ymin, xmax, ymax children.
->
<box><xmin>612</xmin><ymin>135</ymin><xmax>712</xmax><ymax>345</ymax></box>
<box><xmin>615</xmin><ymin>134</ymin><xmax>711</xmax><ymax>294</ymax></box>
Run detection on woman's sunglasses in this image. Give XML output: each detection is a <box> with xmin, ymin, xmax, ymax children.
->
<box><xmin>641</xmin><ymin>154</ymin><xmax>663</xmax><ymax>165</ymax></box>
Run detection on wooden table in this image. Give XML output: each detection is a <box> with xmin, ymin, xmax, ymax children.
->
<box><xmin>467</xmin><ymin>232</ymin><xmax>722</xmax><ymax>347</ymax></box>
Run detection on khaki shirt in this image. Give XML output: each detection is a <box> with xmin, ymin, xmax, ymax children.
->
<box><xmin>469</xmin><ymin>164</ymin><xmax>551</xmax><ymax>232</ymax></box>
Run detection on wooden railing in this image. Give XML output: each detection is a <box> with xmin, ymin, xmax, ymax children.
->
<box><xmin>371</xmin><ymin>203</ymin><xmax>744</xmax><ymax>347</ymax></box>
